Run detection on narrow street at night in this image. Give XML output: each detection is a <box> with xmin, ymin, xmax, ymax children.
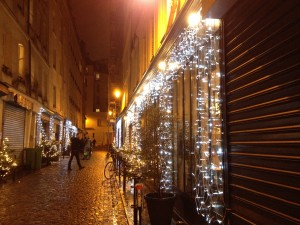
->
<box><xmin>1</xmin><ymin>1</ymin><xmax>299</xmax><ymax>224</ymax></box>
<box><xmin>0</xmin><ymin>151</ymin><xmax>131</xmax><ymax>225</ymax></box>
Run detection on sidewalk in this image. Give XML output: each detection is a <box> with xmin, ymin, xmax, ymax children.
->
<box><xmin>116</xmin><ymin>171</ymin><xmax>178</xmax><ymax>225</ymax></box>
<box><xmin>118</xmin><ymin>178</ymin><xmax>149</xmax><ymax>225</ymax></box>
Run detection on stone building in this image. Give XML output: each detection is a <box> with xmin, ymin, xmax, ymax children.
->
<box><xmin>0</xmin><ymin>0</ymin><xmax>85</xmax><ymax>164</ymax></box>
<box><xmin>117</xmin><ymin>0</ymin><xmax>300</xmax><ymax>224</ymax></box>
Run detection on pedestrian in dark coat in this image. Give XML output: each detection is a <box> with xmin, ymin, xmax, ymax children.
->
<box><xmin>68</xmin><ymin>133</ymin><xmax>84</xmax><ymax>170</ymax></box>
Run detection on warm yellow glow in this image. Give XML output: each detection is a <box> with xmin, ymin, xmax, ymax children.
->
<box><xmin>114</xmin><ymin>89</ymin><xmax>121</xmax><ymax>99</ymax></box>
<box><xmin>158</xmin><ymin>61</ymin><xmax>166</xmax><ymax>71</ymax></box>
<box><xmin>85</xmin><ymin>116</ymin><xmax>92</xmax><ymax>127</ymax></box>
<box><xmin>108</xmin><ymin>111</ymin><xmax>113</xmax><ymax>116</ymax></box>
<box><xmin>205</xmin><ymin>18</ymin><xmax>221</xmax><ymax>30</ymax></box>
<box><xmin>188</xmin><ymin>12</ymin><xmax>201</xmax><ymax>27</ymax></box>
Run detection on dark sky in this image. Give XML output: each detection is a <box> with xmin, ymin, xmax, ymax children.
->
<box><xmin>68</xmin><ymin>0</ymin><xmax>110</xmax><ymax>61</ymax></box>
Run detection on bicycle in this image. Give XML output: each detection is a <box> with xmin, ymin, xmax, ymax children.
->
<box><xmin>104</xmin><ymin>152</ymin><xmax>117</xmax><ymax>179</ymax></box>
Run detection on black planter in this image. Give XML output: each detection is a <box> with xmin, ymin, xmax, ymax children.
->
<box><xmin>144</xmin><ymin>192</ymin><xmax>176</xmax><ymax>225</ymax></box>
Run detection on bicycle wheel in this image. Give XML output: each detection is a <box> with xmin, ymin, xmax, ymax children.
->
<box><xmin>104</xmin><ymin>161</ymin><xmax>114</xmax><ymax>179</ymax></box>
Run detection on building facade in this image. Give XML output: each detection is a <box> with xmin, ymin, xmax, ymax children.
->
<box><xmin>117</xmin><ymin>0</ymin><xmax>300</xmax><ymax>224</ymax></box>
<box><xmin>0</xmin><ymin>0</ymin><xmax>85</xmax><ymax>165</ymax></box>
<box><xmin>84</xmin><ymin>62</ymin><xmax>110</xmax><ymax>148</ymax></box>
<box><xmin>83</xmin><ymin>0</ymin><xmax>123</xmax><ymax>148</ymax></box>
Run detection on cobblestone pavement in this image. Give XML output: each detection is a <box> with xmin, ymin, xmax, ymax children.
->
<box><xmin>0</xmin><ymin>151</ymin><xmax>129</xmax><ymax>225</ymax></box>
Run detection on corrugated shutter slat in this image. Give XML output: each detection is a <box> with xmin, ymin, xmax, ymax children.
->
<box><xmin>3</xmin><ymin>103</ymin><xmax>25</xmax><ymax>162</ymax></box>
<box><xmin>224</xmin><ymin>0</ymin><xmax>300</xmax><ymax>224</ymax></box>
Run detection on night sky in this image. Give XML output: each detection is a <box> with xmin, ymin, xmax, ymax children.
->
<box><xmin>68</xmin><ymin>0</ymin><xmax>111</xmax><ymax>61</ymax></box>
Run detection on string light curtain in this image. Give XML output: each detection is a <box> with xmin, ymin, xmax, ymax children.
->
<box><xmin>161</xmin><ymin>16</ymin><xmax>223</xmax><ymax>223</ymax></box>
<box><xmin>36</xmin><ymin>108</ymin><xmax>47</xmax><ymax>146</ymax></box>
<box><xmin>121</xmin><ymin>12</ymin><xmax>224</xmax><ymax>223</ymax></box>
<box><xmin>158</xmin><ymin>71</ymin><xmax>175</xmax><ymax>192</ymax></box>
<box><xmin>190</xmin><ymin>19</ymin><xmax>223</xmax><ymax>224</ymax></box>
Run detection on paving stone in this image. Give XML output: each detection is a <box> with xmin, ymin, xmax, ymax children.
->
<box><xmin>0</xmin><ymin>151</ymin><xmax>129</xmax><ymax>225</ymax></box>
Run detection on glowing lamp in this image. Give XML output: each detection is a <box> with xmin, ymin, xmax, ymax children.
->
<box><xmin>188</xmin><ymin>12</ymin><xmax>201</xmax><ymax>27</ymax></box>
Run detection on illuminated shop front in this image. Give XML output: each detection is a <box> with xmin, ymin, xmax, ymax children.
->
<box><xmin>117</xmin><ymin>8</ymin><xmax>224</xmax><ymax>224</ymax></box>
<box><xmin>117</xmin><ymin>0</ymin><xmax>300</xmax><ymax>224</ymax></box>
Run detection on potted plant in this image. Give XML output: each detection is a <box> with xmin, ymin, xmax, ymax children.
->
<box><xmin>41</xmin><ymin>139</ymin><xmax>60</xmax><ymax>165</ymax></box>
<box><xmin>140</xmin><ymin>103</ymin><xmax>176</xmax><ymax>225</ymax></box>
<box><xmin>0</xmin><ymin>138</ymin><xmax>17</xmax><ymax>182</ymax></box>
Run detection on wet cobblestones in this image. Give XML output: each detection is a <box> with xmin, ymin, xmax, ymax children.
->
<box><xmin>0</xmin><ymin>151</ymin><xmax>129</xmax><ymax>225</ymax></box>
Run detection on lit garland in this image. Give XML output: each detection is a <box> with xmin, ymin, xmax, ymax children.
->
<box><xmin>192</xmin><ymin>19</ymin><xmax>223</xmax><ymax>224</ymax></box>
<box><xmin>158</xmin><ymin>71</ymin><xmax>175</xmax><ymax>192</ymax></box>
<box><xmin>119</xmin><ymin>10</ymin><xmax>224</xmax><ymax>223</ymax></box>
<box><xmin>59</xmin><ymin>120</ymin><xmax>63</xmax><ymax>153</ymax></box>
<box><xmin>0</xmin><ymin>138</ymin><xmax>17</xmax><ymax>180</ymax></box>
<box><xmin>168</xmin><ymin>16</ymin><xmax>224</xmax><ymax>223</ymax></box>
<box><xmin>64</xmin><ymin>120</ymin><xmax>77</xmax><ymax>151</ymax></box>
<box><xmin>36</xmin><ymin>108</ymin><xmax>47</xmax><ymax>146</ymax></box>
<box><xmin>49</xmin><ymin>116</ymin><xmax>54</xmax><ymax>139</ymax></box>
<box><xmin>36</xmin><ymin>108</ymin><xmax>61</xmax><ymax>160</ymax></box>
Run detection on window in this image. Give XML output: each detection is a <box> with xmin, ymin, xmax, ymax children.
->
<box><xmin>18</xmin><ymin>43</ymin><xmax>25</xmax><ymax>76</ymax></box>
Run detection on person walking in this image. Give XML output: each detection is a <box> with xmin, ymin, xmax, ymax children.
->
<box><xmin>83</xmin><ymin>135</ymin><xmax>91</xmax><ymax>160</ymax></box>
<box><xmin>68</xmin><ymin>133</ymin><xmax>84</xmax><ymax>170</ymax></box>
<box><xmin>92</xmin><ymin>138</ymin><xmax>96</xmax><ymax>149</ymax></box>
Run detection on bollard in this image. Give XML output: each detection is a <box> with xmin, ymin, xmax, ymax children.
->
<box><xmin>135</xmin><ymin>183</ymin><xmax>143</xmax><ymax>225</ymax></box>
<box><xmin>133</xmin><ymin>175</ymin><xmax>142</xmax><ymax>225</ymax></box>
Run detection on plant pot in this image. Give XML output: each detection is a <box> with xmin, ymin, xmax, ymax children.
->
<box><xmin>144</xmin><ymin>192</ymin><xmax>176</xmax><ymax>225</ymax></box>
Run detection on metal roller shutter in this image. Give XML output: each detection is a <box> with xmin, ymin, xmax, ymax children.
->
<box><xmin>223</xmin><ymin>0</ymin><xmax>300</xmax><ymax>224</ymax></box>
<box><xmin>3</xmin><ymin>103</ymin><xmax>25</xmax><ymax>162</ymax></box>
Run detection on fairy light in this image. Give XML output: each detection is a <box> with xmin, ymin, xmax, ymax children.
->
<box><xmin>36</xmin><ymin>108</ymin><xmax>47</xmax><ymax>146</ymax></box>
<box><xmin>59</xmin><ymin>120</ymin><xmax>63</xmax><ymax>153</ymax></box>
<box><xmin>0</xmin><ymin>137</ymin><xmax>16</xmax><ymax>179</ymax></box>
<box><xmin>64</xmin><ymin>120</ymin><xmax>74</xmax><ymax>151</ymax></box>
<box><xmin>35</xmin><ymin>108</ymin><xmax>60</xmax><ymax>161</ymax></box>
<box><xmin>115</xmin><ymin>9</ymin><xmax>224</xmax><ymax>223</ymax></box>
<box><xmin>49</xmin><ymin>116</ymin><xmax>54</xmax><ymax>140</ymax></box>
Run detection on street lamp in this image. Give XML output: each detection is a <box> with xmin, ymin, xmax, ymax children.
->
<box><xmin>114</xmin><ymin>89</ymin><xmax>121</xmax><ymax>99</ymax></box>
<box><xmin>106</xmin><ymin>89</ymin><xmax>122</xmax><ymax>152</ymax></box>
<box><xmin>113</xmin><ymin>89</ymin><xmax>122</xmax><ymax>117</ymax></box>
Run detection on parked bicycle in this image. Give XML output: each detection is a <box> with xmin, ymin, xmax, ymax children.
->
<box><xmin>104</xmin><ymin>152</ymin><xmax>117</xmax><ymax>180</ymax></box>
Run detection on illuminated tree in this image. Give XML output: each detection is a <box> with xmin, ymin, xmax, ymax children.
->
<box><xmin>0</xmin><ymin>138</ymin><xmax>16</xmax><ymax>180</ymax></box>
